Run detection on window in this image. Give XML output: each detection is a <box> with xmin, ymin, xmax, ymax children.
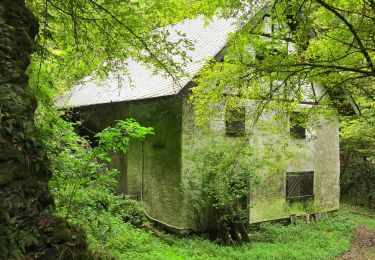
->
<box><xmin>225</xmin><ymin>105</ymin><xmax>245</xmax><ymax>137</ymax></box>
<box><xmin>255</xmin><ymin>48</ymin><xmax>282</xmax><ymax>61</ymax></box>
<box><xmin>290</xmin><ymin>112</ymin><xmax>306</xmax><ymax>139</ymax></box>
<box><xmin>286</xmin><ymin>171</ymin><xmax>314</xmax><ymax>199</ymax></box>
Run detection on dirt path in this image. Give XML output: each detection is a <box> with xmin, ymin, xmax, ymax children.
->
<box><xmin>338</xmin><ymin>224</ymin><xmax>375</xmax><ymax>260</ymax></box>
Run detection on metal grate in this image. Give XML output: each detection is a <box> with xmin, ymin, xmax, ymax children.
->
<box><xmin>286</xmin><ymin>171</ymin><xmax>314</xmax><ymax>199</ymax></box>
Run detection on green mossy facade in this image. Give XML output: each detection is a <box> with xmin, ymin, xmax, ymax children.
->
<box><xmin>181</xmin><ymin>99</ymin><xmax>340</xmax><ymax>226</ymax></box>
<box><xmin>76</xmin><ymin>92</ymin><xmax>340</xmax><ymax>230</ymax></box>
<box><xmin>76</xmin><ymin>96</ymin><xmax>190</xmax><ymax>229</ymax></box>
<box><xmin>248</xmin><ymin>115</ymin><xmax>340</xmax><ymax>223</ymax></box>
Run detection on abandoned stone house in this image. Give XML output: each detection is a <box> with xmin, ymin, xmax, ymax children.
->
<box><xmin>57</xmin><ymin>17</ymin><xmax>345</xmax><ymax>231</ymax></box>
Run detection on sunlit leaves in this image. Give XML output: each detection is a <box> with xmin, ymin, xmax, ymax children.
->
<box><xmin>26</xmin><ymin>0</ymin><xmax>201</xmax><ymax>107</ymax></box>
<box><xmin>95</xmin><ymin>118</ymin><xmax>154</xmax><ymax>159</ymax></box>
<box><xmin>192</xmin><ymin>0</ymin><xmax>375</xmax><ymax>130</ymax></box>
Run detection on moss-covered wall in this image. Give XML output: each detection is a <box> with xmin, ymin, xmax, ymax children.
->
<box><xmin>181</xmin><ymin>98</ymin><xmax>340</xmax><ymax>226</ymax></box>
<box><xmin>127</xmin><ymin>97</ymin><xmax>187</xmax><ymax>228</ymax></box>
<box><xmin>249</xmin><ymin>110</ymin><xmax>340</xmax><ymax>223</ymax></box>
<box><xmin>77</xmin><ymin>89</ymin><xmax>340</xmax><ymax>230</ymax></box>
<box><xmin>181</xmin><ymin>99</ymin><xmax>250</xmax><ymax>230</ymax></box>
<box><xmin>77</xmin><ymin>96</ymin><xmax>189</xmax><ymax>228</ymax></box>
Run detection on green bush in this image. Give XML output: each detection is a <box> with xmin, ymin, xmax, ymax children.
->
<box><xmin>109</xmin><ymin>199</ymin><xmax>148</xmax><ymax>228</ymax></box>
<box><xmin>184</xmin><ymin>138</ymin><xmax>259</xmax><ymax>243</ymax></box>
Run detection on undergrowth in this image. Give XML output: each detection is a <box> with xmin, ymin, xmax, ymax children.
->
<box><xmin>69</xmin><ymin>204</ymin><xmax>373</xmax><ymax>260</ymax></box>
<box><xmin>41</xmin><ymin>113</ymin><xmax>374</xmax><ymax>259</ymax></box>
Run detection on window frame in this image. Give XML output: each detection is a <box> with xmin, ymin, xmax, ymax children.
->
<box><xmin>289</xmin><ymin>111</ymin><xmax>307</xmax><ymax>139</ymax></box>
<box><xmin>286</xmin><ymin>171</ymin><xmax>314</xmax><ymax>200</ymax></box>
<box><xmin>225</xmin><ymin>104</ymin><xmax>246</xmax><ymax>137</ymax></box>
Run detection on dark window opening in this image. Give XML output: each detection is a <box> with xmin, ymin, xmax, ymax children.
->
<box><xmin>225</xmin><ymin>105</ymin><xmax>245</xmax><ymax>137</ymax></box>
<box><xmin>62</xmin><ymin>109</ymin><xmax>100</xmax><ymax>147</ymax></box>
<box><xmin>255</xmin><ymin>53</ymin><xmax>265</xmax><ymax>61</ymax></box>
<box><xmin>286</xmin><ymin>171</ymin><xmax>314</xmax><ymax>199</ymax></box>
<box><xmin>255</xmin><ymin>48</ymin><xmax>282</xmax><ymax>61</ymax></box>
<box><xmin>290</xmin><ymin>112</ymin><xmax>306</xmax><ymax>139</ymax></box>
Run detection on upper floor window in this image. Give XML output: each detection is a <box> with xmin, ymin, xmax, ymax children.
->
<box><xmin>225</xmin><ymin>104</ymin><xmax>245</xmax><ymax>137</ymax></box>
<box><xmin>290</xmin><ymin>111</ymin><xmax>306</xmax><ymax>139</ymax></box>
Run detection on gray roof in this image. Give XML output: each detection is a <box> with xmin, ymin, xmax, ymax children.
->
<box><xmin>56</xmin><ymin>17</ymin><xmax>236</xmax><ymax>108</ymax></box>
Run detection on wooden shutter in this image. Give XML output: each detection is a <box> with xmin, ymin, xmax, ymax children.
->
<box><xmin>300</xmin><ymin>171</ymin><xmax>314</xmax><ymax>196</ymax></box>
<box><xmin>286</xmin><ymin>173</ymin><xmax>301</xmax><ymax>198</ymax></box>
<box><xmin>286</xmin><ymin>171</ymin><xmax>314</xmax><ymax>199</ymax></box>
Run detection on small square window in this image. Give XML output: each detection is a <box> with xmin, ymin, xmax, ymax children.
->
<box><xmin>290</xmin><ymin>112</ymin><xmax>306</xmax><ymax>139</ymax></box>
<box><xmin>225</xmin><ymin>105</ymin><xmax>245</xmax><ymax>137</ymax></box>
<box><xmin>255</xmin><ymin>48</ymin><xmax>281</xmax><ymax>61</ymax></box>
<box><xmin>286</xmin><ymin>171</ymin><xmax>314</xmax><ymax>199</ymax></box>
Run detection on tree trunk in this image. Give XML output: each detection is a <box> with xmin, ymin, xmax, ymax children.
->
<box><xmin>0</xmin><ymin>0</ymin><xmax>91</xmax><ymax>258</ymax></box>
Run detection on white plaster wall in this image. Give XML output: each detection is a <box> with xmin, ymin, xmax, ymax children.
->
<box><xmin>181</xmin><ymin>85</ymin><xmax>340</xmax><ymax>225</ymax></box>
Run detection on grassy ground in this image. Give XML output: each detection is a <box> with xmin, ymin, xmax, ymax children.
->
<box><xmin>84</xmin><ymin>204</ymin><xmax>375</xmax><ymax>260</ymax></box>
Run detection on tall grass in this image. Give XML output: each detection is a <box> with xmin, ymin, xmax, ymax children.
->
<box><xmin>75</xmin><ymin>204</ymin><xmax>373</xmax><ymax>260</ymax></box>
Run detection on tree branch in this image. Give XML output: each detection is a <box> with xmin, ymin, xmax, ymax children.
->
<box><xmin>288</xmin><ymin>63</ymin><xmax>375</xmax><ymax>76</ymax></box>
<box><xmin>316</xmin><ymin>0</ymin><xmax>375</xmax><ymax>74</ymax></box>
<box><xmin>85</xmin><ymin>0</ymin><xmax>183</xmax><ymax>89</ymax></box>
<box><xmin>48</xmin><ymin>0</ymin><xmax>106</xmax><ymax>21</ymax></box>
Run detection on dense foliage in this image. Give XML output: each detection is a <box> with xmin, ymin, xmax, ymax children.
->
<box><xmin>39</xmin><ymin>112</ymin><xmax>153</xmax><ymax>219</ymax></box>
<box><xmin>184</xmin><ymin>139</ymin><xmax>256</xmax><ymax>243</ymax></box>
<box><xmin>340</xmin><ymin>106</ymin><xmax>375</xmax><ymax>207</ymax></box>
<box><xmin>26</xmin><ymin>0</ymin><xmax>199</xmax><ymax>105</ymax></box>
<box><xmin>2</xmin><ymin>0</ymin><xmax>374</xmax><ymax>257</ymax></box>
<box><xmin>191</xmin><ymin>0</ymin><xmax>375</xmax><ymax>207</ymax></box>
<box><xmin>38</xmin><ymin>111</ymin><xmax>154</xmax><ymax>256</ymax></box>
